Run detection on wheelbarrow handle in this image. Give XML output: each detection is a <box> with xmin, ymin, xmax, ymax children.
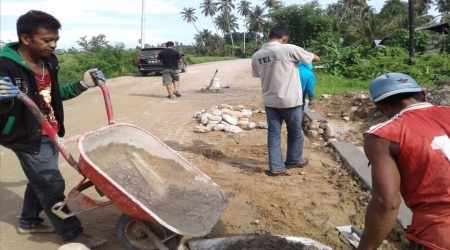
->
<box><xmin>16</xmin><ymin>92</ymin><xmax>81</xmax><ymax>173</ymax></box>
<box><xmin>98</xmin><ymin>84</ymin><xmax>115</xmax><ymax>125</ymax></box>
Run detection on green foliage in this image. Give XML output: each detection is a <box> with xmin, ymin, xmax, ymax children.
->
<box><xmin>186</xmin><ymin>56</ymin><xmax>239</xmax><ymax>64</ymax></box>
<box><xmin>383</xmin><ymin>29</ymin><xmax>431</xmax><ymax>54</ymax></box>
<box><xmin>311</xmin><ymin>37</ymin><xmax>370</xmax><ymax>76</ymax></box>
<box><xmin>270</xmin><ymin>2</ymin><xmax>332</xmax><ymax>48</ymax></box>
<box><xmin>314</xmin><ymin>71</ymin><xmax>371</xmax><ymax>97</ymax></box>
<box><xmin>58</xmin><ymin>37</ymin><xmax>139</xmax><ymax>84</ymax></box>
<box><xmin>438</xmin><ymin>30</ymin><xmax>450</xmax><ymax>53</ymax></box>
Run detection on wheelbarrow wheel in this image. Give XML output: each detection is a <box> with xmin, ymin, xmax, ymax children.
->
<box><xmin>117</xmin><ymin>214</ymin><xmax>182</xmax><ymax>250</ymax></box>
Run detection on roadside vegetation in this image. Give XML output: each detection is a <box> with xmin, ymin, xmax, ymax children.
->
<box><xmin>1</xmin><ymin>0</ymin><xmax>449</xmax><ymax>94</ymax></box>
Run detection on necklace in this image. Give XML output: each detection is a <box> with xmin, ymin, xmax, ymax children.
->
<box><xmin>35</xmin><ymin>59</ymin><xmax>45</xmax><ymax>84</ymax></box>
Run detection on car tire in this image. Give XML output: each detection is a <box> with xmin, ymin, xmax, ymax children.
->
<box><xmin>140</xmin><ymin>72</ymin><xmax>147</xmax><ymax>77</ymax></box>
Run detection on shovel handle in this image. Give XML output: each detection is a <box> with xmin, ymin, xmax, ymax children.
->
<box><xmin>351</xmin><ymin>226</ymin><xmax>362</xmax><ymax>237</ymax></box>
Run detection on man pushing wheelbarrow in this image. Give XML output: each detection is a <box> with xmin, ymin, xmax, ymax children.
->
<box><xmin>0</xmin><ymin>10</ymin><xmax>107</xmax><ymax>249</ymax></box>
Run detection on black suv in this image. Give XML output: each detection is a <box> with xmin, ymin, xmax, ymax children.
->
<box><xmin>137</xmin><ymin>47</ymin><xmax>187</xmax><ymax>76</ymax></box>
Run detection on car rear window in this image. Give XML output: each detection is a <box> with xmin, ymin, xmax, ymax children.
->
<box><xmin>140</xmin><ymin>49</ymin><xmax>163</xmax><ymax>57</ymax></box>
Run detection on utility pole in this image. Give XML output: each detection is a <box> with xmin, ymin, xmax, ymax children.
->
<box><xmin>408</xmin><ymin>0</ymin><xmax>415</xmax><ymax>60</ymax></box>
<box><xmin>141</xmin><ymin>0</ymin><xmax>145</xmax><ymax>48</ymax></box>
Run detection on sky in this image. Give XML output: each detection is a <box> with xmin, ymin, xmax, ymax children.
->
<box><xmin>0</xmin><ymin>0</ymin><xmax>434</xmax><ymax>50</ymax></box>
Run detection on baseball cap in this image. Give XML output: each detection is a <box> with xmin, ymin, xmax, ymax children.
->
<box><xmin>369</xmin><ymin>73</ymin><xmax>422</xmax><ymax>102</ymax></box>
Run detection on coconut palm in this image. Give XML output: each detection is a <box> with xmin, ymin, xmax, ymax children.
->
<box><xmin>435</xmin><ymin>0</ymin><xmax>450</xmax><ymax>22</ymax></box>
<box><xmin>248</xmin><ymin>5</ymin><xmax>267</xmax><ymax>45</ymax></box>
<box><xmin>262</xmin><ymin>0</ymin><xmax>281</xmax><ymax>10</ymax></box>
<box><xmin>237</xmin><ymin>0</ymin><xmax>252</xmax><ymax>54</ymax></box>
<box><xmin>200</xmin><ymin>0</ymin><xmax>221</xmax><ymax>36</ymax></box>
<box><xmin>217</xmin><ymin>0</ymin><xmax>236</xmax><ymax>50</ymax></box>
<box><xmin>180</xmin><ymin>7</ymin><xmax>205</xmax><ymax>47</ymax></box>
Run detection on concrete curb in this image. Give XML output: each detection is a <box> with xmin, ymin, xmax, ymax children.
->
<box><xmin>304</xmin><ymin>106</ymin><xmax>412</xmax><ymax>229</ymax></box>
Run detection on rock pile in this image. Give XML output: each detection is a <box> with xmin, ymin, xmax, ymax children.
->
<box><xmin>193</xmin><ymin>104</ymin><xmax>268</xmax><ymax>134</ymax></box>
<box><xmin>302</xmin><ymin>116</ymin><xmax>336</xmax><ymax>141</ymax></box>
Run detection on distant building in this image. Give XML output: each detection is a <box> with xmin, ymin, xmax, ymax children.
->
<box><xmin>415</xmin><ymin>22</ymin><xmax>449</xmax><ymax>34</ymax></box>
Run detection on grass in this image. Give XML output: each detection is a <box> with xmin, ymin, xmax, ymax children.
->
<box><xmin>315</xmin><ymin>71</ymin><xmax>371</xmax><ymax>99</ymax></box>
<box><xmin>185</xmin><ymin>55</ymin><xmax>240</xmax><ymax>65</ymax></box>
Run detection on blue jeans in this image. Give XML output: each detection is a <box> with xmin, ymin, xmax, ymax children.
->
<box><xmin>265</xmin><ymin>106</ymin><xmax>304</xmax><ymax>172</ymax></box>
<box><xmin>13</xmin><ymin>136</ymin><xmax>83</xmax><ymax>241</ymax></box>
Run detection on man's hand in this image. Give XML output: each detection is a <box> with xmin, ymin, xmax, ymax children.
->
<box><xmin>0</xmin><ymin>77</ymin><xmax>20</xmax><ymax>101</ymax></box>
<box><xmin>81</xmin><ymin>68</ymin><xmax>106</xmax><ymax>88</ymax></box>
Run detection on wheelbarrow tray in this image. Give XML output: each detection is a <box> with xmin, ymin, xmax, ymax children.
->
<box><xmin>77</xmin><ymin>123</ymin><xmax>228</xmax><ymax>237</ymax></box>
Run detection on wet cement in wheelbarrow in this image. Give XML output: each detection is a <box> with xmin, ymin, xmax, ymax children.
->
<box><xmin>223</xmin><ymin>235</ymin><xmax>320</xmax><ymax>250</ymax></box>
<box><xmin>86</xmin><ymin>143</ymin><xmax>225</xmax><ymax>235</ymax></box>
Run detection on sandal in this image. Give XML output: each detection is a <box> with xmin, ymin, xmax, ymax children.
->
<box><xmin>167</xmin><ymin>95</ymin><xmax>174</xmax><ymax>99</ymax></box>
<box><xmin>266</xmin><ymin>170</ymin><xmax>292</xmax><ymax>177</ymax></box>
<box><xmin>174</xmin><ymin>91</ymin><xmax>181</xmax><ymax>97</ymax></box>
<box><xmin>285</xmin><ymin>158</ymin><xmax>310</xmax><ymax>168</ymax></box>
<box><xmin>17</xmin><ymin>224</ymin><xmax>55</xmax><ymax>234</ymax></box>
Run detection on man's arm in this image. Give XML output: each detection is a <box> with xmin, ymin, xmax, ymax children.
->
<box><xmin>357</xmin><ymin>133</ymin><xmax>402</xmax><ymax>249</ymax></box>
<box><xmin>312</xmin><ymin>54</ymin><xmax>320</xmax><ymax>62</ymax></box>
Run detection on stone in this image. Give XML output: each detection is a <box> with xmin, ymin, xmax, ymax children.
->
<box><xmin>257</xmin><ymin>122</ymin><xmax>268</xmax><ymax>129</ymax></box>
<box><xmin>324</xmin><ymin>124</ymin><xmax>335</xmax><ymax>137</ymax></box>
<box><xmin>307</xmin><ymin>130</ymin><xmax>319</xmax><ymax>137</ymax></box>
<box><xmin>224</xmin><ymin>125</ymin><xmax>243</xmax><ymax>133</ymax></box>
<box><xmin>342</xmin><ymin>116</ymin><xmax>350</xmax><ymax>122</ymax></box>
<box><xmin>241</xmin><ymin>110</ymin><xmax>253</xmax><ymax>118</ymax></box>
<box><xmin>58</xmin><ymin>243</ymin><xmax>90</xmax><ymax>250</ymax></box>
<box><xmin>212</xmin><ymin>109</ymin><xmax>222</xmax><ymax>116</ymax></box>
<box><xmin>213</xmin><ymin>124</ymin><xmax>226</xmax><ymax>131</ymax></box>
<box><xmin>222</xmin><ymin>114</ymin><xmax>238</xmax><ymax>125</ymax></box>
<box><xmin>194</xmin><ymin>126</ymin><xmax>211</xmax><ymax>133</ymax></box>
<box><xmin>309</xmin><ymin>120</ymin><xmax>321</xmax><ymax>130</ymax></box>
<box><xmin>244</xmin><ymin>122</ymin><xmax>256</xmax><ymax>130</ymax></box>
<box><xmin>230</xmin><ymin>110</ymin><xmax>243</xmax><ymax>118</ymax></box>
<box><xmin>208</xmin><ymin>115</ymin><xmax>223</xmax><ymax>122</ymax></box>
<box><xmin>199</xmin><ymin>113</ymin><xmax>211</xmax><ymax>125</ymax></box>
<box><xmin>238</xmin><ymin>120</ymin><xmax>250</xmax><ymax>127</ymax></box>
<box><xmin>207</xmin><ymin>120</ymin><xmax>220</xmax><ymax>126</ymax></box>
<box><xmin>221</xmin><ymin>108</ymin><xmax>232</xmax><ymax>115</ymax></box>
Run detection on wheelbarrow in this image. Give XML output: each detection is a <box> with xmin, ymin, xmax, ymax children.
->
<box><xmin>17</xmin><ymin>76</ymin><xmax>228</xmax><ymax>250</ymax></box>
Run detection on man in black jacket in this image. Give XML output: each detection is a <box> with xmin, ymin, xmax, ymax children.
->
<box><xmin>0</xmin><ymin>10</ymin><xmax>106</xmax><ymax>248</ymax></box>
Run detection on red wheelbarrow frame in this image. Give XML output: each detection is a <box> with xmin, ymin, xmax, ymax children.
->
<box><xmin>17</xmin><ymin>81</ymin><xmax>228</xmax><ymax>247</ymax></box>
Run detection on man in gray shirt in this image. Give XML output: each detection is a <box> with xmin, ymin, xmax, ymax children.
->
<box><xmin>252</xmin><ymin>26</ymin><xmax>320</xmax><ymax>176</ymax></box>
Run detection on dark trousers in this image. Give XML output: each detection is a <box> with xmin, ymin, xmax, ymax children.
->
<box><xmin>13</xmin><ymin>136</ymin><xmax>83</xmax><ymax>241</ymax></box>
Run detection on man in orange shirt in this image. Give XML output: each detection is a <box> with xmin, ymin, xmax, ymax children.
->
<box><xmin>358</xmin><ymin>73</ymin><xmax>450</xmax><ymax>250</ymax></box>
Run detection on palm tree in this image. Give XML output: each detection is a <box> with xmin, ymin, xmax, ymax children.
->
<box><xmin>435</xmin><ymin>0</ymin><xmax>450</xmax><ymax>22</ymax></box>
<box><xmin>262</xmin><ymin>0</ymin><xmax>281</xmax><ymax>10</ymax></box>
<box><xmin>248</xmin><ymin>5</ymin><xmax>266</xmax><ymax>46</ymax></box>
<box><xmin>180</xmin><ymin>7</ymin><xmax>205</xmax><ymax>48</ymax></box>
<box><xmin>349</xmin><ymin>7</ymin><xmax>388</xmax><ymax>45</ymax></box>
<box><xmin>237</xmin><ymin>0</ymin><xmax>252</xmax><ymax>54</ymax></box>
<box><xmin>217</xmin><ymin>0</ymin><xmax>236</xmax><ymax>50</ymax></box>
<box><xmin>200</xmin><ymin>0</ymin><xmax>221</xmax><ymax>36</ymax></box>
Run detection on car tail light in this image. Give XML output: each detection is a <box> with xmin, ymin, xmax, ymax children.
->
<box><xmin>137</xmin><ymin>57</ymin><xmax>141</xmax><ymax>64</ymax></box>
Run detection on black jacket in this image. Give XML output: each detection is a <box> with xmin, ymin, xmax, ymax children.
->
<box><xmin>0</xmin><ymin>42</ymin><xmax>87</xmax><ymax>154</ymax></box>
